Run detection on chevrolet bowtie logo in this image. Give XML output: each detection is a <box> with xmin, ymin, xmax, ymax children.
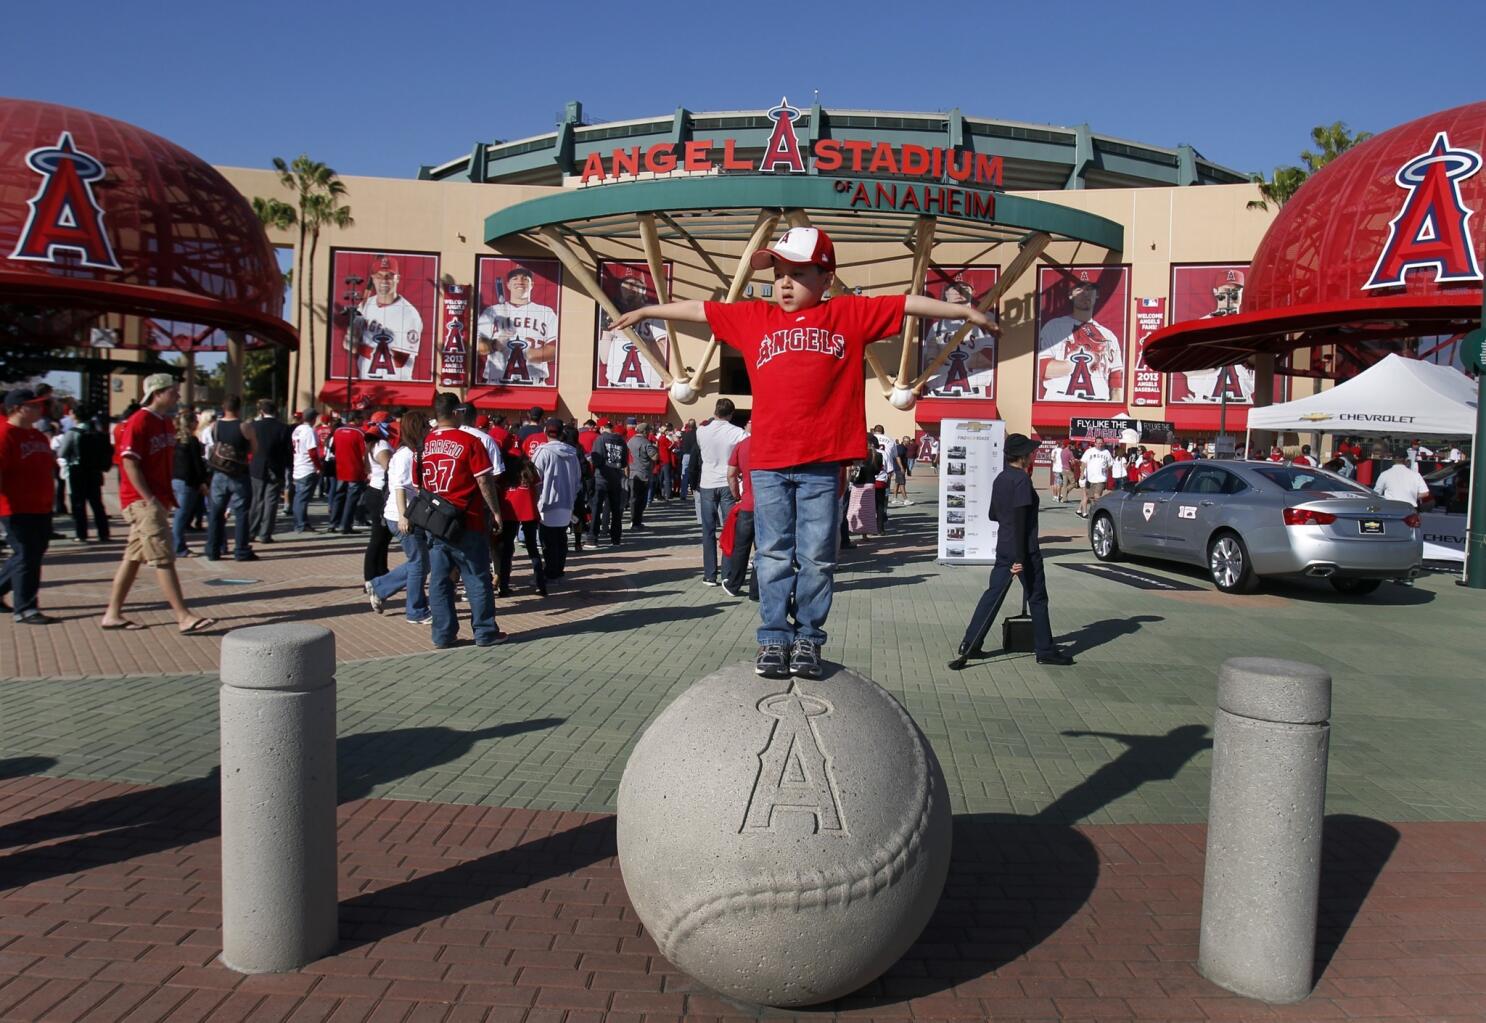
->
<box><xmin>1299</xmin><ymin>412</ymin><xmax>1333</xmax><ymax>422</ymax></box>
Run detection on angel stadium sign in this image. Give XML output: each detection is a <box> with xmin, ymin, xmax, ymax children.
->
<box><xmin>579</xmin><ymin>97</ymin><xmax>1005</xmax><ymax>191</ymax></box>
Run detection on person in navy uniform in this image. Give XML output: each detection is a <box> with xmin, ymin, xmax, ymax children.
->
<box><xmin>949</xmin><ymin>433</ymin><xmax>1073</xmax><ymax>669</ymax></box>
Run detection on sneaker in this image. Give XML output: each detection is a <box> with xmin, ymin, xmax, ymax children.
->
<box><xmin>902</xmin><ymin>499</ymin><xmax>913</xmax><ymax>506</ymax></box>
<box><xmin>1035</xmin><ymin>649</ymin><xmax>1076</xmax><ymax>666</ymax></box>
<box><xmin>364</xmin><ymin>581</ymin><xmax>385</xmax><ymax>614</ymax></box>
<box><xmin>789</xmin><ymin>638</ymin><xmax>824</xmax><ymax>679</ymax></box>
<box><xmin>476</xmin><ymin>631</ymin><xmax>510</xmax><ymax>647</ymax></box>
<box><xmin>17</xmin><ymin>612</ymin><xmax>58</xmax><ymax>626</ymax></box>
<box><xmin>701</xmin><ymin>578</ymin><xmax>719</xmax><ymax>587</ymax></box>
<box><xmin>720</xmin><ymin>580</ymin><xmax>741</xmax><ymax>597</ymax></box>
<box><xmin>755</xmin><ymin>643</ymin><xmax>790</xmax><ymax>679</ymax></box>
<box><xmin>409</xmin><ymin>616</ymin><xmax>432</xmax><ymax>625</ymax></box>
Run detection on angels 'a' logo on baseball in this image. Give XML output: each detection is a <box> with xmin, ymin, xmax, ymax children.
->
<box><xmin>741</xmin><ymin>682</ymin><xmax>847</xmax><ymax>835</ymax></box>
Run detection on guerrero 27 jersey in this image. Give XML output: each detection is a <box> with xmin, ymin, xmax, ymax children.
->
<box><xmin>355</xmin><ymin>297</ymin><xmax>423</xmax><ymax>381</ymax></box>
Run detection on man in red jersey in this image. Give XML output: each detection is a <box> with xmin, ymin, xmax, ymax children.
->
<box><xmin>101</xmin><ymin>374</ymin><xmax>214</xmax><ymax>633</ymax></box>
<box><xmin>0</xmin><ymin>388</ymin><xmax>59</xmax><ymax>623</ymax></box>
<box><xmin>612</xmin><ymin>226</ymin><xmax>997</xmax><ymax>680</ymax></box>
<box><xmin>421</xmin><ymin>391</ymin><xmax>507</xmax><ymax>648</ymax></box>
<box><xmin>330</xmin><ymin>412</ymin><xmax>370</xmax><ymax>533</ymax></box>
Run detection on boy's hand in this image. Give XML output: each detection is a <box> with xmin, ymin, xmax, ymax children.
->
<box><xmin>609</xmin><ymin>308</ymin><xmax>651</xmax><ymax>332</ymax></box>
<box><xmin>967</xmin><ymin>309</ymin><xmax>1001</xmax><ymax>335</ymax></box>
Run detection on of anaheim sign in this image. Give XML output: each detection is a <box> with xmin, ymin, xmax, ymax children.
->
<box><xmin>578</xmin><ymin>97</ymin><xmax>1005</xmax><ymax>191</ymax></box>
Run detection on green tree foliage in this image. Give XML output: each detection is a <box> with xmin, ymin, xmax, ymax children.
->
<box><xmin>1249</xmin><ymin>121</ymin><xmax>1373</xmax><ymax>211</ymax></box>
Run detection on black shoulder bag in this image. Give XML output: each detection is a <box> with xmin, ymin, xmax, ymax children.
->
<box><xmin>405</xmin><ymin>445</ymin><xmax>465</xmax><ymax>542</ymax></box>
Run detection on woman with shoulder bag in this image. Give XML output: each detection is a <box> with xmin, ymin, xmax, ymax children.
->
<box><xmin>364</xmin><ymin>413</ymin><xmax>431</xmax><ymax>623</ymax></box>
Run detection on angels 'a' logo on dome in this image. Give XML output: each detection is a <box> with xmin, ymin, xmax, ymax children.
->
<box><xmin>1364</xmin><ymin>131</ymin><xmax>1483</xmax><ymax>290</ymax></box>
<box><xmin>11</xmin><ymin>131</ymin><xmax>121</xmax><ymax>270</ymax></box>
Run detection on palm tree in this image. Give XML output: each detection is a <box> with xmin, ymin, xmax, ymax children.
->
<box><xmin>271</xmin><ymin>156</ymin><xmax>353</xmax><ymax>410</ymax></box>
<box><xmin>1249</xmin><ymin>122</ymin><xmax>1373</xmax><ymax>211</ymax></box>
<box><xmin>252</xmin><ymin>197</ymin><xmax>297</xmax><ymax>407</ymax></box>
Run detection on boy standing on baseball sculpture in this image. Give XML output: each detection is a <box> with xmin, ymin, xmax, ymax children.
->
<box><xmin>610</xmin><ymin>226</ymin><xmax>998</xmax><ymax>679</ymax></box>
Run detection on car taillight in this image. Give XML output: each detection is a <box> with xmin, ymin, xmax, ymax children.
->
<box><xmin>1283</xmin><ymin>507</ymin><xmax>1337</xmax><ymax>526</ymax></box>
<box><xmin>1403</xmin><ymin>513</ymin><xmax>1421</xmax><ymax>528</ymax></box>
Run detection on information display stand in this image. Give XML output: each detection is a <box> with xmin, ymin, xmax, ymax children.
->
<box><xmin>936</xmin><ymin>418</ymin><xmax>1005</xmax><ymax>565</ymax></box>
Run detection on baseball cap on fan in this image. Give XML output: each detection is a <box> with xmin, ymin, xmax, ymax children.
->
<box><xmin>750</xmin><ymin>227</ymin><xmax>836</xmax><ymax>271</ymax></box>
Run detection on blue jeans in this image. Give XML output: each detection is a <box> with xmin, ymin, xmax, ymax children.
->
<box><xmin>371</xmin><ymin>527</ymin><xmax>429</xmax><ymax>621</ymax></box>
<box><xmin>424</xmin><ymin>526</ymin><xmax>498</xmax><ymax>647</ymax></box>
<box><xmin>291</xmin><ymin>474</ymin><xmax>315</xmax><ymax>531</ymax></box>
<box><xmin>697</xmin><ymin>486</ymin><xmax>734</xmax><ymax>583</ymax></box>
<box><xmin>958</xmin><ymin>553</ymin><xmax>1056</xmax><ymax>656</ymax></box>
<box><xmin>680</xmin><ymin>454</ymin><xmax>693</xmax><ymax>499</ymax></box>
<box><xmin>206</xmin><ymin>472</ymin><xmax>252</xmax><ymax>558</ymax></box>
<box><xmin>336</xmin><ymin>481</ymin><xmax>366</xmax><ymax>531</ymax></box>
<box><xmin>750</xmin><ymin>464</ymin><xmax>840</xmax><ymax>646</ymax></box>
<box><xmin>171</xmin><ymin>479</ymin><xmax>204</xmax><ymax>555</ymax></box>
<box><xmin>0</xmin><ymin>513</ymin><xmax>50</xmax><ymax>619</ymax></box>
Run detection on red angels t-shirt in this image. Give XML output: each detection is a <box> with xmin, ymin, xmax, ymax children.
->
<box><xmin>705</xmin><ymin>295</ymin><xmax>906</xmax><ymax>470</ymax></box>
<box><xmin>728</xmin><ymin>436</ymin><xmax>754</xmax><ymax>512</ymax></box>
<box><xmin>0</xmin><ymin>422</ymin><xmax>57</xmax><ymax>515</ymax></box>
<box><xmin>1169</xmin><ymin>448</ymin><xmax>1194</xmax><ymax>462</ymax></box>
<box><xmin>419</xmin><ymin>426</ymin><xmax>493</xmax><ymax>531</ymax></box>
<box><xmin>116</xmin><ymin>408</ymin><xmax>177</xmax><ymax>509</ymax></box>
<box><xmin>332</xmin><ymin>426</ymin><xmax>369</xmax><ymax>482</ymax></box>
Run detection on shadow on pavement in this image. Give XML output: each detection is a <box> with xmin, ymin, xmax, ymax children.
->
<box><xmin>1056</xmin><ymin>614</ymin><xmax>1164</xmax><ymax>656</ymax></box>
<box><xmin>0</xmin><ymin>756</ymin><xmax>56</xmax><ymax>780</ymax></box>
<box><xmin>1051</xmin><ymin>725</ymin><xmax>1212</xmax><ymax>824</ymax></box>
<box><xmin>1313</xmin><ymin>814</ymin><xmax>1400</xmax><ymax>985</ymax></box>
<box><xmin>0</xmin><ymin>718</ymin><xmax>565</xmax><ymax>887</ymax></box>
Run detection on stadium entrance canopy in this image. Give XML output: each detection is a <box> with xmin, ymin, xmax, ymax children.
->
<box><xmin>0</xmin><ymin>99</ymin><xmax>295</xmax><ymax>360</ymax></box>
<box><xmin>483</xmin><ymin>100</ymin><xmax>1125</xmax><ymax>409</ymax></box>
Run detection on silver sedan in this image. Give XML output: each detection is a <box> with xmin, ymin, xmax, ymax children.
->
<box><xmin>1086</xmin><ymin>460</ymin><xmax>1423</xmax><ymax>594</ymax></box>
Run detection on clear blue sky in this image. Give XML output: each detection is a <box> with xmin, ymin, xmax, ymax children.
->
<box><xmin>10</xmin><ymin>1</ymin><xmax>1482</xmax><ymax>181</ymax></box>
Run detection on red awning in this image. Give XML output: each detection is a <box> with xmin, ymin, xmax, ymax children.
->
<box><xmin>1030</xmin><ymin>402</ymin><xmax>1128</xmax><ymax>429</ymax></box>
<box><xmin>316</xmin><ymin>381</ymin><xmax>435</xmax><ymax>409</ymax></box>
<box><xmin>913</xmin><ymin>397</ymin><xmax>998</xmax><ymax>425</ymax></box>
<box><xmin>467</xmin><ymin>386</ymin><xmax>559</xmax><ymax>412</ymax></box>
<box><xmin>588</xmin><ymin>390</ymin><xmax>670</xmax><ymax>416</ymax></box>
<box><xmin>1165</xmin><ymin>405</ymin><xmax>1252</xmax><ymax>433</ymax></box>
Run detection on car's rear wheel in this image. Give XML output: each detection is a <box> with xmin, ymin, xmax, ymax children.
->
<box><xmin>1091</xmin><ymin>512</ymin><xmax>1121</xmax><ymax>561</ymax></box>
<box><xmin>1329</xmin><ymin>577</ymin><xmax>1382</xmax><ymax>595</ymax></box>
<box><xmin>1207</xmin><ymin>531</ymin><xmax>1258</xmax><ymax>593</ymax></box>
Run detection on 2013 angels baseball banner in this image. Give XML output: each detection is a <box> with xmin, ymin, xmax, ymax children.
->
<box><xmin>474</xmin><ymin>256</ymin><xmax>563</xmax><ymax>389</ymax></box>
<box><xmin>1034</xmin><ymin>265</ymin><xmax>1129</xmax><ymax>405</ymax></box>
<box><xmin>918</xmin><ymin>266</ymin><xmax>999</xmax><ymax>400</ymax></box>
<box><xmin>595</xmin><ymin>261</ymin><xmax>670</xmax><ymax>391</ymax></box>
<box><xmin>1129</xmin><ymin>297</ymin><xmax>1166</xmax><ymax>407</ymax></box>
<box><xmin>328</xmin><ymin>249</ymin><xmax>439</xmax><ymax>384</ymax></box>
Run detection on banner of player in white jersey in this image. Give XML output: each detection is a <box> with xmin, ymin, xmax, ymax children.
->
<box><xmin>472</xmin><ymin>256</ymin><xmax>563</xmax><ymax>388</ymax></box>
<box><xmin>595</xmin><ymin>261</ymin><xmax>671</xmax><ymax>390</ymax></box>
<box><xmin>1034</xmin><ymin>265</ymin><xmax>1129</xmax><ymax>404</ymax></box>
<box><xmin>918</xmin><ymin>266</ymin><xmax>1000</xmax><ymax>399</ymax></box>
<box><xmin>1167</xmin><ymin>263</ymin><xmax>1257</xmax><ymax>404</ymax></box>
<box><xmin>328</xmin><ymin>250</ymin><xmax>438</xmax><ymax>383</ymax></box>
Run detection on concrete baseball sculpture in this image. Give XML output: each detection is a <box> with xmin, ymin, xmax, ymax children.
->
<box><xmin>617</xmin><ymin>663</ymin><xmax>952</xmax><ymax>1007</ymax></box>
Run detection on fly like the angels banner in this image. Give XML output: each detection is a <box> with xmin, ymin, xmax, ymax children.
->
<box><xmin>473</xmin><ymin>256</ymin><xmax>563</xmax><ymax>388</ymax></box>
<box><xmin>595</xmin><ymin>261</ymin><xmax>671</xmax><ymax>390</ymax></box>
<box><xmin>937</xmin><ymin>418</ymin><xmax>1006</xmax><ymax>566</ymax></box>
<box><xmin>1130</xmin><ymin>297</ymin><xmax>1166</xmax><ymax>407</ymax></box>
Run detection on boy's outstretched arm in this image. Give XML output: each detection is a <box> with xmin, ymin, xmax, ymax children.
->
<box><xmin>903</xmin><ymin>295</ymin><xmax>1001</xmax><ymax>334</ymax></box>
<box><xmin>610</xmin><ymin>301</ymin><xmax>708</xmax><ymax>331</ymax></box>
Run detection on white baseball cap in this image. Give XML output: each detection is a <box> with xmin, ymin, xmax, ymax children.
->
<box><xmin>750</xmin><ymin>227</ymin><xmax>836</xmax><ymax>271</ymax></box>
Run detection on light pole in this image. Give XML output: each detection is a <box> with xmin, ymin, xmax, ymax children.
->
<box><xmin>1461</xmin><ymin>315</ymin><xmax>1486</xmax><ymax>588</ymax></box>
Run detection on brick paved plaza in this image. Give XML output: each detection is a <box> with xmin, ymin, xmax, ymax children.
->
<box><xmin>1</xmin><ymin>472</ymin><xmax>1482</xmax><ymax>1022</ymax></box>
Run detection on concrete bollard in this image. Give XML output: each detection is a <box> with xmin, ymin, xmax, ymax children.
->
<box><xmin>1199</xmin><ymin>656</ymin><xmax>1331</xmax><ymax>1003</ymax></box>
<box><xmin>219</xmin><ymin>624</ymin><xmax>338</xmax><ymax>973</ymax></box>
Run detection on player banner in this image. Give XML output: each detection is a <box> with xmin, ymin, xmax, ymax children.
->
<box><xmin>1130</xmin><ymin>297</ymin><xmax>1166</xmax><ymax>407</ymax></box>
<box><xmin>328</xmin><ymin>249</ymin><xmax>438</xmax><ymax>384</ymax></box>
<box><xmin>438</xmin><ymin>281</ymin><xmax>471</xmax><ymax>388</ymax></box>
<box><xmin>1035</xmin><ymin>265</ymin><xmax>1129</xmax><ymax>404</ymax></box>
<box><xmin>474</xmin><ymin>256</ymin><xmax>562</xmax><ymax>388</ymax></box>
<box><xmin>937</xmin><ymin>418</ymin><xmax>1006</xmax><ymax>566</ymax></box>
<box><xmin>918</xmin><ymin>266</ymin><xmax>1000</xmax><ymax>399</ymax></box>
<box><xmin>1168</xmin><ymin>264</ymin><xmax>1253</xmax><ymax>405</ymax></box>
<box><xmin>595</xmin><ymin>261</ymin><xmax>671</xmax><ymax>390</ymax></box>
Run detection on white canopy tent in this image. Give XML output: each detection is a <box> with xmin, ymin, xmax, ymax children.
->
<box><xmin>1245</xmin><ymin>353</ymin><xmax>1476</xmax><ymax>565</ymax></box>
<box><xmin>1246</xmin><ymin>353</ymin><xmax>1477</xmax><ymax>438</ymax></box>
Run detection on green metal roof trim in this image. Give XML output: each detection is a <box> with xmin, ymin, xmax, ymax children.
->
<box><xmin>483</xmin><ymin>176</ymin><xmax>1123</xmax><ymax>251</ymax></box>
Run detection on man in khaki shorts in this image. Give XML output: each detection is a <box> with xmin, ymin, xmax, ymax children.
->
<box><xmin>101</xmin><ymin>373</ymin><xmax>215</xmax><ymax>633</ymax></box>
